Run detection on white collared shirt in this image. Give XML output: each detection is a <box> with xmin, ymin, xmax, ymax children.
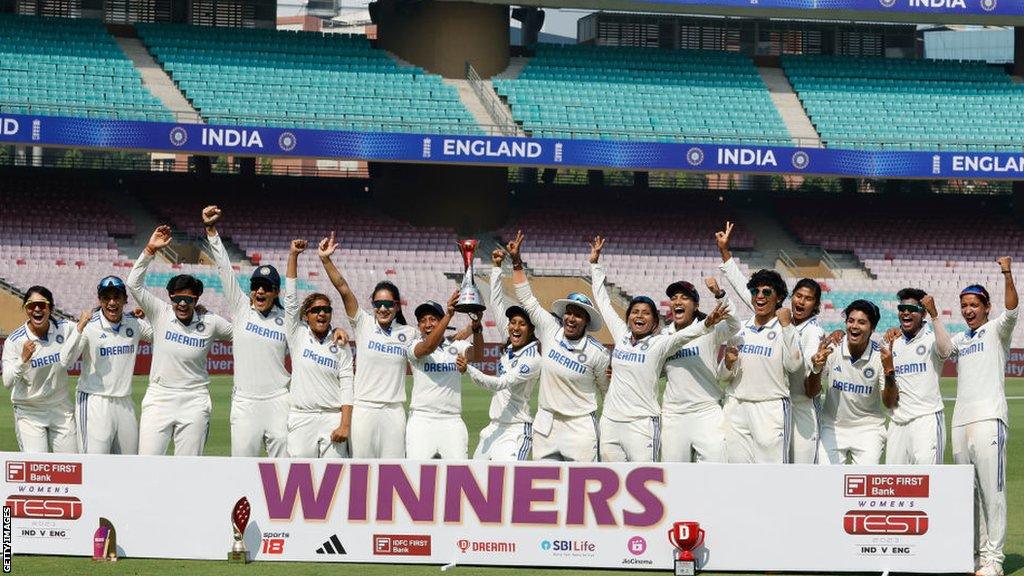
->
<box><xmin>951</xmin><ymin>307</ymin><xmax>1018</xmax><ymax>426</ymax></box>
<box><xmin>2</xmin><ymin>320</ymin><xmax>75</xmax><ymax>407</ymax></box>
<box><xmin>63</xmin><ymin>311</ymin><xmax>152</xmax><ymax>397</ymax></box>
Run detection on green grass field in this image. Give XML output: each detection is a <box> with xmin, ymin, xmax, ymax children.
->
<box><xmin>4</xmin><ymin>376</ymin><xmax>1023</xmax><ymax>575</ymax></box>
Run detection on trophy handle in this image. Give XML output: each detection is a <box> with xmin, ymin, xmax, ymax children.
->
<box><xmin>694</xmin><ymin>528</ymin><xmax>705</xmax><ymax>550</ymax></box>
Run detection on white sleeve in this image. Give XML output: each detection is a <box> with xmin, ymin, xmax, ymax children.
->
<box><xmin>466</xmin><ymin>361</ymin><xmax>539</xmax><ymax>392</ymax></box>
<box><xmin>930</xmin><ymin>320</ymin><xmax>953</xmax><ymax>360</ymax></box>
<box><xmin>211</xmin><ymin>314</ymin><xmax>233</xmax><ymax>341</ymax></box>
<box><xmin>994</xmin><ymin>307</ymin><xmax>1019</xmax><ymax>345</ymax></box>
<box><xmin>719</xmin><ymin>257</ymin><xmax>753</xmax><ymax>313</ymax></box>
<box><xmin>127</xmin><ymin>251</ymin><xmax>165</xmax><ymax>322</ymax></box>
<box><xmin>206</xmin><ymin>233</ymin><xmax>247</xmax><ymax>315</ymax></box>
<box><xmin>490</xmin><ymin>266</ymin><xmax>509</xmax><ymax>335</ymax></box>
<box><xmin>782</xmin><ymin>324</ymin><xmax>804</xmax><ymax>374</ymax></box>
<box><xmin>58</xmin><ymin>323</ymin><xmax>86</xmax><ymax>369</ymax></box>
<box><xmin>714</xmin><ymin>295</ymin><xmax>743</xmax><ymax>345</ymax></box>
<box><xmin>514</xmin><ymin>280</ymin><xmax>560</xmax><ymax>345</ymax></box>
<box><xmin>284</xmin><ymin>277</ymin><xmax>302</xmax><ymax>337</ymax></box>
<box><xmin>799</xmin><ymin>326</ymin><xmax>823</xmax><ymax>374</ymax></box>
<box><xmin>661</xmin><ymin>315</ymin><xmax>713</xmax><ymax>358</ymax></box>
<box><xmin>594</xmin><ymin>348</ymin><xmax>611</xmax><ymax>396</ymax></box>
<box><xmin>337</xmin><ymin>348</ymin><xmax>354</xmax><ymax>406</ymax></box>
<box><xmin>137</xmin><ymin>317</ymin><xmax>154</xmax><ymax>341</ymax></box>
<box><xmin>590</xmin><ymin>263</ymin><xmax>627</xmax><ymax>342</ymax></box>
<box><xmin>1</xmin><ymin>335</ymin><xmax>28</xmax><ymax>389</ymax></box>
<box><xmin>453</xmin><ymin>339</ymin><xmax>472</xmax><ymax>357</ymax></box>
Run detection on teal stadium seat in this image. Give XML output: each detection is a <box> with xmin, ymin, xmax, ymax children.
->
<box><xmin>820</xmin><ymin>290</ymin><xmax>966</xmax><ymax>335</ymax></box>
<box><xmin>135</xmin><ymin>24</ymin><xmax>481</xmax><ymax>135</ymax></box>
<box><xmin>782</xmin><ymin>55</ymin><xmax>1024</xmax><ymax>151</ymax></box>
<box><xmin>492</xmin><ymin>44</ymin><xmax>791</xmax><ymax>145</ymax></box>
<box><xmin>0</xmin><ymin>14</ymin><xmax>172</xmax><ymax>121</ymax></box>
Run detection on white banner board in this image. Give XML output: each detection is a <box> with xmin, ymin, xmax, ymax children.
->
<box><xmin>2</xmin><ymin>452</ymin><xmax>972</xmax><ymax>572</ymax></box>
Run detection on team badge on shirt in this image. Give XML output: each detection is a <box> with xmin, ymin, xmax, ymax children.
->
<box><xmin>978</xmin><ymin>329</ymin><xmax>986</xmax><ymax>339</ymax></box>
<box><xmin>398</xmin><ymin>333</ymin><xmax>407</xmax><ymax>343</ymax></box>
<box><xmin>863</xmin><ymin>367</ymin><xmax>876</xmax><ymax>379</ymax></box>
<box><xmin>577</xmin><ymin>353</ymin><xmax>587</xmax><ymax>363</ymax></box>
<box><xmin>767</xmin><ymin>331</ymin><xmax>777</xmax><ymax>341</ymax></box>
<box><xmin>916</xmin><ymin>344</ymin><xmax>927</xmax><ymax>356</ymax></box>
<box><xmin>275</xmin><ymin>317</ymin><xmax>284</xmax><ymax>326</ymax></box>
<box><xmin>639</xmin><ymin>341</ymin><xmax>650</xmax><ymax>351</ymax></box>
<box><xmin>196</xmin><ymin>322</ymin><xmax>206</xmax><ymax>333</ymax></box>
<box><xmin>126</xmin><ymin>328</ymin><xmax>134</xmax><ymax>338</ymax></box>
<box><xmin>330</xmin><ymin>344</ymin><xmax>339</xmax><ymax>354</ymax></box>
<box><xmin>56</xmin><ymin>334</ymin><xmax>64</xmax><ymax>344</ymax></box>
<box><xmin>448</xmin><ymin>346</ymin><xmax>457</xmax><ymax>355</ymax></box>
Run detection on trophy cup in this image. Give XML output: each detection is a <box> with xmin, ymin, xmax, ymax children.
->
<box><xmin>668</xmin><ymin>521</ymin><xmax>705</xmax><ymax>576</ymax></box>
<box><xmin>455</xmin><ymin>239</ymin><xmax>486</xmax><ymax>316</ymax></box>
<box><xmin>227</xmin><ymin>497</ymin><xmax>251</xmax><ymax>563</ymax></box>
<box><xmin>92</xmin><ymin>518</ymin><xmax>117</xmax><ymax>562</ymax></box>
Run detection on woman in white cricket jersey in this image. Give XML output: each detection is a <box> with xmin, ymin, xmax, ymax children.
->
<box><xmin>506</xmin><ymin>231</ymin><xmax>610</xmax><ymax>462</ymax></box>
<box><xmin>283</xmin><ymin>239</ymin><xmax>354</xmax><ymax>458</ymax></box>
<box><xmin>60</xmin><ymin>276</ymin><xmax>152</xmax><ymax>454</ymax></box>
<box><xmin>805</xmin><ymin>300</ymin><xmax>898</xmax><ymax>465</ymax></box>
<box><xmin>588</xmin><ymin>236</ymin><xmax>731</xmax><ymax>462</ymax></box>
<box><xmin>2</xmin><ymin>286</ymin><xmax>78</xmax><ymax>453</ymax></box>
<box><xmin>405</xmin><ymin>295</ymin><xmax>483</xmax><ymax>459</ymax></box>
<box><xmin>950</xmin><ymin>257</ymin><xmax>1017</xmax><ymax>576</ymax></box>
<box><xmin>455</xmin><ymin>247</ymin><xmax>541</xmax><ymax>461</ymax></box>
<box><xmin>881</xmin><ymin>289</ymin><xmax>952</xmax><ymax>466</ymax></box>
<box><xmin>128</xmin><ymin>225</ymin><xmax>233</xmax><ymax>456</ymax></box>
<box><xmin>717</xmin><ymin>221</ymin><xmax>824</xmax><ymax>464</ymax></box>
<box><xmin>317</xmin><ymin>232</ymin><xmax>418</xmax><ymax>459</ymax></box>
<box><xmin>202</xmin><ymin>205</ymin><xmax>291</xmax><ymax>457</ymax></box>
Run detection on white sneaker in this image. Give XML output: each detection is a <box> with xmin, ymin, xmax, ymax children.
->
<box><xmin>976</xmin><ymin>561</ymin><xmax>1003</xmax><ymax>576</ymax></box>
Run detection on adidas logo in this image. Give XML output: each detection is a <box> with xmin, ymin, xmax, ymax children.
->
<box><xmin>316</xmin><ymin>534</ymin><xmax>346</xmax><ymax>555</ymax></box>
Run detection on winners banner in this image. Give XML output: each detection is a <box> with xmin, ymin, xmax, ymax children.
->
<box><xmin>2</xmin><ymin>113</ymin><xmax>1024</xmax><ymax>179</ymax></box>
<box><xmin>3</xmin><ymin>453</ymin><xmax>972</xmax><ymax>572</ymax></box>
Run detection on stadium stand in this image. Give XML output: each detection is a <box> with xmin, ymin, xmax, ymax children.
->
<box><xmin>783</xmin><ymin>55</ymin><xmax>1024</xmax><ymax>151</ymax></box>
<box><xmin>0</xmin><ymin>14</ymin><xmax>171</xmax><ymax>121</ymax></box>
<box><xmin>492</xmin><ymin>44</ymin><xmax>792</xmax><ymax>144</ymax></box>
<box><xmin>780</xmin><ymin>196</ymin><xmax>1024</xmax><ymax>339</ymax></box>
<box><xmin>136</xmin><ymin>23</ymin><xmax>482</xmax><ymax>133</ymax></box>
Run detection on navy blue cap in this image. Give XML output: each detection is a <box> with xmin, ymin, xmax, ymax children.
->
<box><xmin>665</xmin><ymin>280</ymin><xmax>699</xmax><ymax>303</ymax></box>
<box><xmin>97</xmin><ymin>276</ymin><xmax>127</xmax><ymax>295</ymax></box>
<box><xmin>250</xmin><ymin>265</ymin><xmax>281</xmax><ymax>289</ymax></box>
<box><xmin>505</xmin><ymin>305</ymin><xmax>533</xmax><ymax>325</ymax></box>
<box><xmin>415</xmin><ymin>300</ymin><xmax>446</xmax><ymax>321</ymax></box>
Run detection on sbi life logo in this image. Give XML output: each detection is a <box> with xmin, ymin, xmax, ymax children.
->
<box><xmin>540</xmin><ymin>540</ymin><xmax>552</xmax><ymax>551</ymax></box>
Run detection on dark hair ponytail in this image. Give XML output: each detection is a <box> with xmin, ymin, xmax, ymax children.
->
<box><xmin>373</xmin><ymin>281</ymin><xmax>407</xmax><ymax>325</ymax></box>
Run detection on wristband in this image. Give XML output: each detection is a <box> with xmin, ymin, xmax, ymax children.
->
<box><xmin>1002</xmin><ymin>270</ymin><xmax>1011</xmax><ymax>274</ymax></box>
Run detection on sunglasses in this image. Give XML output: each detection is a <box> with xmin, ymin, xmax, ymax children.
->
<box><xmin>372</xmin><ymin>300</ymin><xmax>397</xmax><ymax>310</ymax></box>
<box><xmin>749</xmin><ymin>287</ymin><xmax>775</xmax><ymax>298</ymax></box>
<box><xmin>897</xmin><ymin>304</ymin><xmax>926</xmax><ymax>314</ymax></box>
<box><xmin>24</xmin><ymin>301</ymin><xmax>50</xmax><ymax>311</ymax></box>
<box><xmin>307</xmin><ymin>305</ymin><xmax>332</xmax><ymax>315</ymax></box>
<box><xmin>170</xmin><ymin>295</ymin><xmax>197</xmax><ymax>305</ymax></box>
<box><xmin>250</xmin><ymin>281</ymin><xmax>277</xmax><ymax>292</ymax></box>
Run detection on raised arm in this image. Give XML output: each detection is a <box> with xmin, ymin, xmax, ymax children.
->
<box><xmin>411</xmin><ymin>292</ymin><xmax>459</xmax><ymax>359</ymax></box>
<box><xmin>999</xmin><ymin>256</ymin><xmax>1018</xmax><ymax>311</ymax></box>
<box><xmin>317</xmin><ymin>232</ymin><xmax>359</xmax><ymax>320</ymax></box>
<box><xmin>459</xmin><ymin>352</ymin><xmax>539</xmax><ymax>392</ymax></box>
<box><xmin>127</xmin><ymin>225</ymin><xmax>172</xmax><ymax>320</ymax></box>
<box><xmin>921</xmin><ymin>294</ymin><xmax>952</xmax><ymax>359</ymax></box>
<box><xmin>490</xmin><ymin>248</ymin><xmax>510</xmax><ymax>335</ymax></box>
<box><xmin>715</xmin><ymin>221</ymin><xmax>754</xmax><ymax>312</ymax></box>
<box><xmin>804</xmin><ymin>338</ymin><xmax>832</xmax><ymax>399</ymax></box>
<box><xmin>508</xmin><ymin>231</ymin><xmax>559</xmax><ymax>341</ymax></box>
<box><xmin>284</xmin><ymin>239</ymin><xmax>307</xmax><ymax>333</ymax></box>
<box><xmin>58</xmin><ymin>310</ymin><xmax>91</xmax><ymax>369</ymax></box>
<box><xmin>202</xmin><ymin>205</ymin><xmax>246</xmax><ymax>313</ymax></box>
<box><xmin>881</xmin><ymin>341</ymin><xmax>899</xmax><ymax>409</ymax></box>
<box><xmin>589</xmin><ymin>236</ymin><xmax>627</xmax><ymax>342</ymax></box>
<box><xmin>778</xmin><ymin>309</ymin><xmax>804</xmax><ymax>374</ymax></box>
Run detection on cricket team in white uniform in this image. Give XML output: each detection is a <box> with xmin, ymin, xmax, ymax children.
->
<box><xmin>1</xmin><ymin>217</ymin><xmax>1017</xmax><ymax>576</ymax></box>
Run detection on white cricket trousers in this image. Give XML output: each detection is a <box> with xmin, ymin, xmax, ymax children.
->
<box><xmin>406</xmin><ymin>410</ymin><xmax>468</xmax><ymax>460</ymax></box>
<box><xmin>76</xmin><ymin>392</ymin><xmax>137</xmax><ymax>454</ymax></box>
<box><xmin>723</xmin><ymin>396</ymin><xmax>791</xmax><ymax>464</ymax></box>
<box><xmin>599</xmin><ymin>415</ymin><xmax>661</xmax><ymax>462</ymax></box>
<box><xmin>138</xmin><ymin>385</ymin><xmax>211</xmax><ymax>456</ymax></box>
<box><xmin>474</xmin><ymin>421</ymin><xmax>533</xmax><ymax>461</ymax></box>
<box><xmin>287</xmin><ymin>410</ymin><xmax>349</xmax><ymax>458</ymax></box>
<box><xmin>886</xmin><ymin>410</ymin><xmax>945</xmax><ymax>465</ymax></box>
<box><xmin>350</xmin><ymin>402</ymin><xmax>406</xmax><ymax>458</ymax></box>
<box><xmin>661</xmin><ymin>407</ymin><xmax>727</xmax><ymax>463</ymax></box>
<box><xmin>820</xmin><ymin>421</ymin><xmax>885</xmax><ymax>465</ymax></box>
<box><xmin>790</xmin><ymin>398</ymin><xmax>821</xmax><ymax>464</ymax></box>
<box><xmin>13</xmin><ymin>401</ymin><xmax>77</xmax><ymax>453</ymax></box>
<box><xmin>532</xmin><ymin>412</ymin><xmax>599</xmax><ymax>462</ymax></box>
<box><xmin>230</xmin><ymin>393</ymin><xmax>289</xmax><ymax>457</ymax></box>
<box><xmin>953</xmin><ymin>419</ymin><xmax>1008</xmax><ymax>568</ymax></box>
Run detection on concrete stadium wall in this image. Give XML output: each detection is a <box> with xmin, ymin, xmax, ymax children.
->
<box><xmin>372</xmin><ymin>0</ymin><xmax>510</xmax><ymax>78</ymax></box>
<box><xmin>0</xmin><ymin>289</ymin><xmax>24</xmax><ymax>336</ymax></box>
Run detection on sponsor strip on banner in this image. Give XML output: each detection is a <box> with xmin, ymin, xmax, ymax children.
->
<box><xmin>2</xmin><ymin>453</ymin><xmax>972</xmax><ymax>572</ymax></box>
<box><xmin>0</xmin><ymin>114</ymin><xmax>1024</xmax><ymax>179</ymax></box>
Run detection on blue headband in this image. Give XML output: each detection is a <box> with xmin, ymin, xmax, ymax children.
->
<box><xmin>960</xmin><ymin>285</ymin><xmax>989</xmax><ymax>301</ymax></box>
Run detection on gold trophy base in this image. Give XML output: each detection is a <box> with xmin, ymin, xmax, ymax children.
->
<box><xmin>227</xmin><ymin>551</ymin><xmax>250</xmax><ymax>563</ymax></box>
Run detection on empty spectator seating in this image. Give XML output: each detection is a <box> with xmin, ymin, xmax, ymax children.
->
<box><xmin>0</xmin><ymin>14</ymin><xmax>171</xmax><ymax>121</ymax></box>
<box><xmin>137</xmin><ymin>23</ymin><xmax>481</xmax><ymax>134</ymax></box>
<box><xmin>783</xmin><ymin>55</ymin><xmax>1024</xmax><ymax>151</ymax></box>
<box><xmin>493</xmin><ymin>44</ymin><xmax>791</xmax><ymax>145</ymax></box>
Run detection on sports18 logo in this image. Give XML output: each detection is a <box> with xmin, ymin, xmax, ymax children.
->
<box><xmin>843</xmin><ymin>510</ymin><xmax>928</xmax><ymax>535</ymax></box>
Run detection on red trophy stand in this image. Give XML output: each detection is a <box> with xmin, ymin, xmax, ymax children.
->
<box><xmin>668</xmin><ymin>521</ymin><xmax>705</xmax><ymax>576</ymax></box>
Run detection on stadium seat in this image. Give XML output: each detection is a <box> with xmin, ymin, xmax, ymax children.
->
<box><xmin>0</xmin><ymin>14</ymin><xmax>172</xmax><ymax>121</ymax></box>
<box><xmin>493</xmin><ymin>44</ymin><xmax>791</xmax><ymax>145</ymax></box>
<box><xmin>782</xmin><ymin>55</ymin><xmax>1024</xmax><ymax>151</ymax></box>
<box><xmin>135</xmin><ymin>23</ymin><xmax>481</xmax><ymax>135</ymax></box>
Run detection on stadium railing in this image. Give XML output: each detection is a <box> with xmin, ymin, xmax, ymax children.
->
<box><xmin>466</xmin><ymin>62</ymin><xmax>518</xmax><ymax>137</ymax></box>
